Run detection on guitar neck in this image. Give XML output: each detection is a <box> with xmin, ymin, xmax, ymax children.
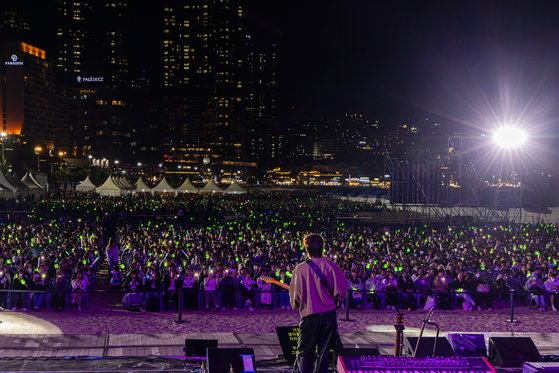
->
<box><xmin>260</xmin><ymin>276</ymin><xmax>290</xmax><ymax>290</ymax></box>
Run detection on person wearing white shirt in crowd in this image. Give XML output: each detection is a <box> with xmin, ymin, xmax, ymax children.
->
<box><xmin>364</xmin><ymin>272</ymin><xmax>382</xmax><ymax>309</ymax></box>
<box><xmin>544</xmin><ymin>272</ymin><xmax>559</xmax><ymax>312</ymax></box>
<box><xmin>240</xmin><ymin>273</ymin><xmax>256</xmax><ymax>311</ymax></box>
<box><xmin>257</xmin><ymin>269</ymin><xmax>272</xmax><ymax>309</ymax></box>
<box><xmin>203</xmin><ymin>271</ymin><xmax>220</xmax><ymax>311</ymax></box>
<box><xmin>526</xmin><ymin>272</ymin><xmax>547</xmax><ymax>312</ymax></box>
<box><xmin>71</xmin><ymin>271</ymin><xmax>87</xmax><ymax>312</ymax></box>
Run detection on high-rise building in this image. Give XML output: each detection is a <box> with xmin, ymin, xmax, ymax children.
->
<box><xmin>159</xmin><ymin>0</ymin><xmax>277</xmax><ymax>175</ymax></box>
<box><xmin>161</xmin><ymin>0</ymin><xmax>245</xmax><ymax>162</ymax></box>
<box><xmin>55</xmin><ymin>1</ymin><xmax>137</xmax><ymax>161</ymax></box>
<box><xmin>0</xmin><ymin>41</ymin><xmax>67</xmax><ymax>154</ymax></box>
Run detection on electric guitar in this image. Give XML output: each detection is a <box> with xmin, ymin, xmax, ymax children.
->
<box><xmin>259</xmin><ymin>275</ymin><xmax>290</xmax><ymax>290</ymax></box>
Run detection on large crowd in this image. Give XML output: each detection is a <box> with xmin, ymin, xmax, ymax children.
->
<box><xmin>0</xmin><ymin>190</ymin><xmax>558</xmax><ymax>315</ymax></box>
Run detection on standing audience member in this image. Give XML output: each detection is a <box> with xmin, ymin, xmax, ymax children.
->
<box><xmin>31</xmin><ymin>271</ymin><xmax>48</xmax><ymax>311</ymax></box>
<box><xmin>12</xmin><ymin>268</ymin><xmax>30</xmax><ymax>311</ymax></box>
<box><xmin>71</xmin><ymin>271</ymin><xmax>87</xmax><ymax>311</ymax></box>
<box><xmin>545</xmin><ymin>272</ymin><xmax>559</xmax><ymax>312</ymax></box>
<box><xmin>203</xmin><ymin>271</ymin><xmax>220</xmax><ymax>311</ymax></box>
<box><xmin>51</xmin><ymin>270</ymin><xmax>68</xmax><ymax>312</ymax></box>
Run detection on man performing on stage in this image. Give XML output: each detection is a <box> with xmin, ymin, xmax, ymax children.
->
<box><xmin>289</xmin><ymin>234</ymin><xmax>349</xmax><ymax>373</ymax></box>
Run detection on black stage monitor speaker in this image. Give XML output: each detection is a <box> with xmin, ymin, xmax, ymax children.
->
<box><xmin>447</xmin><ymin>333</ymin><xmax>487</xmax><ymax>357</ymax></box>
<box><xmin>403</xmin><ymin>337</ymin><xmax>455</xmax><ymax>357</ymax></box>
<box><xmin>276</xmin><ymin>326</ymin><xmax>299</xmax><ymax>362</ymax></box>
<box><xmin>489</xmin><ymin>337</ymin><xmax>541</xmax><ymax>368</ymax></box>
<box><xmin>207</xmin><ymin>347</ymin><xmax>256</xmax><ymax>373</ymax></box>
<box><xmin>184</xmin><ymin>339</ymin><xmax>218</xmax><ymax>357</ymax></box>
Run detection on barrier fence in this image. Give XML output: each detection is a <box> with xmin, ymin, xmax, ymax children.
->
<box><xmin>1</xmin><ymin>287</ymin><xmax>556</xmax><ymax>324</ymax></box>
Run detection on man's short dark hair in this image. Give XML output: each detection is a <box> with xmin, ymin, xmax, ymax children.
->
<box><xmin>304</xmin><ymin>234</ymin><xmax>324</xmax><ymax>258</ymax></box>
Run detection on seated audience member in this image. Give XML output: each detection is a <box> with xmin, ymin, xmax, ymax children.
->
<box><xmin>526</xmin><ymin>272</ymin><xmax>547</xmax><ymax>312</ymax></box>
<box><xmin>473</xmin><ymin>270</ymin><xmax>492</xmax><ymax>311</ymax></box>
<box><xmin>364</xmin><ymin>272</ymin><xmax>382</xmax><ymax>309</ymax></box>
<box><xmin>382</xmin><ymin>270</ymin><xmax>398</xmax><ymax>310</ymax></box>
<box><xmin>123</xmin><ymin>269</ymin><xmax>144</xmax><ymax>310</ymax></box>
<box><xmin>398</xmin><ymin>270</ymin><xmax>417</xmax><ymax>311</ymax></box>
<box><xmin>110</xmin><ymin>265</ymin><xmax>123</xmax><ymax>289</ymax></box>
<box><xmin>434</xmin><ymin>269</ymin><xmax>452</xmax><ymax>310</ymax></box>
<box><xmin>452</xmin><ymin>271</ymin><xmax>476</xmax><ymax>311</ymax></box>
<box><xmin>349</xmin><ymin>270</ymin><xmax>364</xmax><ymax>309</ymax></box>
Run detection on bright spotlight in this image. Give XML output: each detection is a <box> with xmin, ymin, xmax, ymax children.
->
<box><xmin>494</xmin><ymin>127</ymin><xmax>527</xmax><ymax>148</ymax></box>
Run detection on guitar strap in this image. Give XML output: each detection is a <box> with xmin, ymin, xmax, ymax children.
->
<box><xmin>305</xmin><ymin>258</ymin><xmax>332</xmax><ymax>295</ymax></box>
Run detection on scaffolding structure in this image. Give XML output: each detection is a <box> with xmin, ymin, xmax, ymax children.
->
<box><xmin>384</xmin><ymin>133</ymin><xmax>515</xmax><ymax>225</ymax></box>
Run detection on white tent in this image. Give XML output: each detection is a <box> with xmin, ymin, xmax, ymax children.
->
<box><xmin>111</xmin><ymin>176</ymin><xmax>128</xmax><ymax>189</ymax></box>
<box><xmin>176</xmin><ymin>178</ymin><xmax>199</xmax><ymax>193</ymax></box>
<box><xmin>7</xmin><ymin>172</ymin><xmax>28</xmax><ymax>191</ymax></box>
<box><xmin>76</xmin><ymin>176</ymin><xmax>97</xmax><ymax>192</ymax></box>
<box><xmin>224</xmin><ymin>180</ymin><xmax>247</xmax><ymax>194</ymax></box>
<box><xmin>151</xmin><ymin>176</ymin><xmax>175</xmax><ymax>193</ymax></box>
<box><xmin>96</xmin><ymin>176</ymin><xmax>123</xmax><ymax>196</ymax></box>
<box><xmin>21</xmin><ymin>172</ymin><xmax>45</xmax><ymax>189</ymax></box>
<box><xmin>119</xmin><ymin>177</ymin><xmax>133</xmax><ymax>188</ymax></box>
<box><xmin>130</xmin><ymin>177</ymin><xmax>152</xmax><ymax>193</ymax></box>
<box><xmin>200</xmin><ymin>179</ymin><xmax>223</xmax><ymax>193</ymax></box>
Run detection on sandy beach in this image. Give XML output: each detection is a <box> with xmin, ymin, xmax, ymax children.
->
<box><xmin>2</xmin><ymin>298</ymin><xmax>558</xmax><ymax>335</ymax></box>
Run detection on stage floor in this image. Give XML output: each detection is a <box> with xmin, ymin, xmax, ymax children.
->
<box><xmin>0</xmin><ymin>330</ymin><xmax>558</xmax><ymax>359</ymax></box>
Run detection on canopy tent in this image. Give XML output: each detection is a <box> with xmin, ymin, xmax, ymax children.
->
<box><xmin>151</xmin><ymin>177</ymin><xmax>175</xmax><ymax>193</ymax></box>
<box><xmin>96</xmin><ymin>176</ymin><xmax>124</xmax><ymax>196</ymax></box>
<box><xmin>130</xmin><ymin>177</ymin><xmax>152</xmax><ymax>193</ymax></box>
<box><xmin>76</xmin><ymin>176</ymin><xmax>97</xmax><ymax>192</ymax></box>
<box><xmin>0</xmin><ymin>171</ymin><xmax>17</xmax><ymax>195</ymax></box>
<box><xmin>119</xmin><ymin>177</ymin><xmax>133</xmax><ymax>188</ymax></box>
<box><xmin>7</xmin><ymin>172</ymin><xmax>28</xmax><ymax>191</ymax></box>
<box><xmin>224</xmin><ymin>180</ymin><xmax>247</xmax><ymax>194</ymax></box>
<box><xmin>200</xmin><ymin>180</ymin><xmax>223</xmax><ymax>193</ymax></box>
<box><xmin>175</xmin><ymin>178</ymin><xmax>199</xmax><ymax>193</ymax></box>
<box><xmin>111</xmin><ymin>176</ymin><xmax>128</xmax><ymax>189</ymax></box>
<box><xmin>21</xmin><ymin>172</ymin><xmax>45</xmax><ymax>189</ymax></box>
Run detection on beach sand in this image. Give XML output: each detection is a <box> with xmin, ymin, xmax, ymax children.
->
<box><xmin>2</xmin><ymin>299</ymin><xmax>558</xmax><ymax>335</ymax></box>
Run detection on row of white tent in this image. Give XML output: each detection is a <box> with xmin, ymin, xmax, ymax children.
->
<box><xmin>77</xmin><ymin>176</ymin><xmax>247</xmax><ymax>196</ymax></box>
<box><xmin>0</xmin><ymin>171</ymin><xmax>44</xmax><ymax>198</ymax></box>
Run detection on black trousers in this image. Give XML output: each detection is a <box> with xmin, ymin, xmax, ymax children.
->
<box><xmin>184</xmin><ymin>290</ymin><xmax>198</xmax><ymax>310</ymax></box>
<box><xmin>296</xmin><ymin>309</ymin><xmax>338</xmax><ymax>373</ymax></box>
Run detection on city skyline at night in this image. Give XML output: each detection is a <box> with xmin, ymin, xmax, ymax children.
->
<box><xmin>1</xmin><ymin>1</ymin><xmax>559</xmax><ymax>183</ymax></box>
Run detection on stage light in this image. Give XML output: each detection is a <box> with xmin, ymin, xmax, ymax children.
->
<box><xmin>493</xmin><ymin>127</ymin><xmax>527</xmax><ymax>148</ymax></box>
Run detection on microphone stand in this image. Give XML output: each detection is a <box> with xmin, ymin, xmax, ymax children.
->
<box><xmin>426</xmin><ymin>320</ymin><xmax>440</xmax><ymax>358</ymax></box>
<box><xmin>413</xmin><ymin>308</ymin><xmax>434</xmax><ymax>357</ymax></box>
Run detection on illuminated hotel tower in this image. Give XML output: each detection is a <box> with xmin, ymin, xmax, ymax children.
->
<box><xmin>0</xmin><ymin>41</ymin><xmax>67</xmax><ymax>151</ymax></box>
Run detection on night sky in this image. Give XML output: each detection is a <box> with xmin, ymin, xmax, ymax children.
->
<box><xmin>259</xmin><ymin>0</ymin><xmax>559</xmax><ymax>134</ymax></box>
